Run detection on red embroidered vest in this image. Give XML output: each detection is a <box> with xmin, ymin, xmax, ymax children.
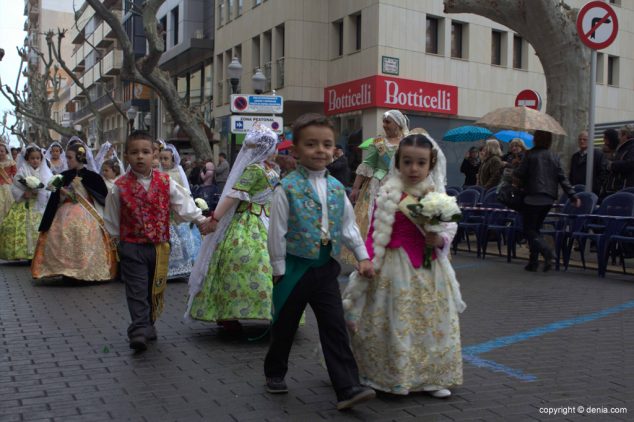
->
<box><xmin>116</xmin><ymin>171</ymin><xmax>171</xmax><ymax>243</ymax></box>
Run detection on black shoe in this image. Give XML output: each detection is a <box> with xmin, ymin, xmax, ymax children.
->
<box><xmin>146</xmin><ymin>326</ymin><xmax>157</xmax><ymax>341</ymax></box>
<box><xmin>543</xmin><ymin>260</ymin><xmax>553</xmax><ymax>272</ymax></box>
<box><xmin>336</xmin><ymin>386</ymin><xmax>376</xmax><ymax>411</ymax></box>
<box><xmin>129</xmin><ymin>335</ymin><xmax>147</xmax><ymax>352</ymax></box>
<box><xmin>266</xmin><ymin>377</ymin><xmax>288</xmax><ymax>394</ymax></box>
<box><xmin>524</xmin><ymin>262</ymin><xmax>538</xmax><ymax>272</ymax></box>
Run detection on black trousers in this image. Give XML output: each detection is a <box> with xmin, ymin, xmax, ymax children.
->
<box><xmin>520</xmin><ymin>204</ymin><xmax>552</xmax><ymax>261</ymax></box>
<box><xmin>264</xmin><ymin>258</ymin><xmax>360</xmax><ymax>396</ymax></box>
<box><xmin>119</xmin><ymin>242</ymin><xmax>157</xmax><ymax>338</ymax></box>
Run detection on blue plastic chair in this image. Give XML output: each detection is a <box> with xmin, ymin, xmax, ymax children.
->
<box><xmin>468</xmin><ymin>185</ymin><xmax>486</xmax><ymax>199</ymax></box>
<box><xmin>446</xmin><ymin>188</ymin><xmax>460</xmax><ymax>197</ymax></box>
<box><xmin>446</xmin><ymin>186</ymin><xmax>463</xmax><ymax>193</ymax></box>
<box><xmin>621</xmin><ymin>187</ymin><xmax>634</xmax><ymax>194</ymax></box>
<box><xmin>606</xmin><ymin>221</ymin><xmax>634</xmax><ymax>274</ymax></box>
<box><xmin>452</xmin><ymin>189</ymin><xmax>482</xmax><ymax>254</ymax></box>
<box><xmin>542</xmin><ymin>192</ymin><xmax>598</xmax><ymax>270</ymax></box>
<box><xmin>564</xmin><ymin>192</ymin><xmax>634</xmax><ymax>276</ymax></box>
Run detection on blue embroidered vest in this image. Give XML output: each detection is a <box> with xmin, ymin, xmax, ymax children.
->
<box><xmin>282</xmin><ymin>166</ymin><xmax>345</xmax><ymax>260</ymax></box>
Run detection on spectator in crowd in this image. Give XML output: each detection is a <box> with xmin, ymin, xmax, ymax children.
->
<box><xmin>215</xmin><ymin>152</ymin><xmax>230</xmax><ymax>192</ymax></box>
<box><xmin>327</xmin><ymin>144</ymin><xmax>350</xmax><ymax>186</ymax></box>
<box><xmin>602</xmin><ymin>128</ymin><xmax>619</xmax><ymax>161</ymax></box>
<box><xmin>460</xmin><ymin>146</ymin><xmax>480</xmax><ymax>187</ymax></box>
<box><xmin>188</xmin><ymin>160</ymin><xmax>204</xmax><ymax>188</ymax></box>
<box><xmin>569</xmin><ymin>130</ymin><xmax>604</xmax><ymax>194</ymax></box>
<box><xmin>601</xmin><ymin>124</ymin><xmax>634</xmax><ymax>197</ymax></box>
<box><xmin>503</xmin><ymin>138</ymin><xmax>527</xmax><ymax>170</ymax></box>
<box><xmin>477</xmin><ymin>139</ymin><xmax>504</xmax><ymax>190</ymax></box>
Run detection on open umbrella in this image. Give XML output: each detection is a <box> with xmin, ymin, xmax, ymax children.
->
<box><xmin>442</xmin><ymin>125</ymin><xmax>493</xmax><ymax>142</ymax></box>
<box><xmin>494</xmin><ymin>130</ymin><xmax>534</xmax><ymax>149</ymax></box>
<box><xmin>476</xmin><ymin>106</ymin><xmax>566</xmax><ymax>136</ymax></box>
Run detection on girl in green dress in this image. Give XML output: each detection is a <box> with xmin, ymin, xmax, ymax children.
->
<box><xmin>0</xmin><ymin>145</ymin><xmax>52</xmax><ymax>261</ymax></box>
<box><xmin>186</xmin><ymin>124</ymin><xmax>279</xmax><ymax>330</ymax></box>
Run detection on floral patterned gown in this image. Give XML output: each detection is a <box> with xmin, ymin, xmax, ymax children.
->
<box><xmin>344</xmin><ymin>209</ymin><xmax>463</xmax><ymax>394</ymax></box>
<box><xmin>189</xmin><ymin>163</ymin><xmax>278</xmax><ymax>322</ymax></box>
<box><xmin>165</xmin><ymin>167</ymin><xmax>202</xmax><ymax>279</ymax></box>
<box><xmin>0</xmin><ymin>159</ymin><xmax>16</xmax><ymax>225</ymax></box>
<box><xmin>0</xmin><ymin>165</ymin><xmax>49</xmax><ymax>261</ymax></box>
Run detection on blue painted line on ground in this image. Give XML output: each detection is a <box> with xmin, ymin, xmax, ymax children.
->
<box><xmin>463</xmin><ymin>353</ymin><xmax>537</xmax><ymax>382</ymax></box>
<box><xmin>464</xmin><ymin>300</ymin><xmax>634</xmax><ymax>356</ymax></box>
<box><xmin>463</xmin><ymin>300</ymin><xmax>634</xmax><ymax>381</ymax></box>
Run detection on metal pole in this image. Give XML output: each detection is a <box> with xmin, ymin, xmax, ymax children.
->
<box><xmin>585</xmin><ymin>50</ymin><xmax>597</xmax><ymax>193</ymax></box>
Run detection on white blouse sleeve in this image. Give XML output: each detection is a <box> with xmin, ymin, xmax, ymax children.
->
<box><xmin>268</xmin><ymin>185</ymin><xmax>289</xmax><ymax>276</ymax></box>
<box><xmin>341</xmin><ymin>195</ymin><xmax>369</xmax><ymax>261</ymax></box>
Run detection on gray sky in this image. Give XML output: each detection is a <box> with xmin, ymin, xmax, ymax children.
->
<box><xmin>0</xmin><ymin>0</ymin><xmax>27</xmax><ymax>145</ymax></box>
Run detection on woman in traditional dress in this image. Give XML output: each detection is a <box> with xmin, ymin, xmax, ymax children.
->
<box><xmin>159</xmin><ymin>144</ymin><xmax>202</xmax><ymax>279</ymax></box>
<box><xmin>186</xmin><ymin>124</ymin><xmax>279</xmax><ymax>330</ymax></box>
<box><xmin>95</xmin><ymin>141</ymin><xmax>125</xmax><ymax>175</ymax></box>
<box><xmin>341</xmin><ymin>110</ymin><xmax>409</xmax><ymax>264</ymax></box>
<box><xmin>343</xmin><ymin>134</ymin><xmax>466</xmax><ymax>398</ymax></box>
<box><xmin>0</xmin><ymin>145</ymin><xmax>52</xmax><ymax>261</ymax></box>
<box><xmin>0</xmin><ymin>143</ymin><xmax>17</xmax><ymax>225</ymax></box>
<box><xmin>31</xmin><ymin>142</ymin><xmax>116</xmax><ymax>282</ymax></box>
<box><xmin>45</xmin><ymin>142</ymin><xmax>68</xmax><ymax>175</ymax></box>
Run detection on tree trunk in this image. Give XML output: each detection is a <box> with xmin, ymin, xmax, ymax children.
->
<box><xmin>444</xmin><ymin>0</ymin><xmax>590</xmax><ymax>163</ymax></box>
<box><xmin>85</xmin><ymin>0</ymin><xmax>213</xmax><ymax>160</ymax></box>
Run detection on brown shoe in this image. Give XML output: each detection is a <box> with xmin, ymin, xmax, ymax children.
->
<box><xmin>336</xmin><ymin>386</ymin><xmax>375</xmax><ymax>411</ymax></box>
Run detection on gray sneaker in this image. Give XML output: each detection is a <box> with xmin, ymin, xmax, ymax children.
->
<box><xmin>266</xmin><ymin>377</ymin><xmax>288</xmax><ymax>394</ymax></box>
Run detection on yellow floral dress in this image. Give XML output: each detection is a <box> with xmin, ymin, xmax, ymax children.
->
<box><xmin>0</xmin><ymin>159</ymin><xmax>16</xmax><ymax>225</ymax></box>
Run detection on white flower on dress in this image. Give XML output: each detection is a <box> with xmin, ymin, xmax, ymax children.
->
<box><xmin>194</xmin><ymin>198</ymin><xmax>209</xmax><ymax>211</ymax></box>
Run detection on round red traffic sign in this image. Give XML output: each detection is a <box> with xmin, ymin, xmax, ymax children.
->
<box><xmin>233</xmin><ymin>96</ymin><xmax>248</xmax><ymax>111</ymax></box>
<box><xmin>576</xmin><ymin>1</ymin><xmax>618</xmax><ymax>50</ymax></box>
<box><xmin>515</xmin><ymin>90</ymin><xmax>542</xmax><ymax>111</ymax></box>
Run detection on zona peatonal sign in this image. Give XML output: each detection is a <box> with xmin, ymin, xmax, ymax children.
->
<box><xmin>323</xmin><ymin>75</ymin><xmax>458</xmax><ymax>116</ymax></box>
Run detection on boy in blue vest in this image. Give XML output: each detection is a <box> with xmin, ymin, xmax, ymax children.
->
<box><xmin>265</xmin><ymin>113</ymin><xmax>376</xmax><ymax>410</ymax></box>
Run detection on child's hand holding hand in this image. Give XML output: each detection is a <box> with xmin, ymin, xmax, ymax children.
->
<box><xmin>23</xmin><ymin>190</ymin><xmax>33</xmax><ymax>199</ymax></box>
<box><xmin>424</xmin><ymin>231</ymin><xmax>445</xmax><ymax>248</ymax></box>
<box><xmin>357</xmin><ymin>259</ymin><xmax>375</xmax><ymax>278</ymax></box>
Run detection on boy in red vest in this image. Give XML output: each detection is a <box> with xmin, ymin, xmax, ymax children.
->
<box><xmin>105</xmin><ymin>130</ymin><xmax>210</xmax><ymax>352</ymax></box>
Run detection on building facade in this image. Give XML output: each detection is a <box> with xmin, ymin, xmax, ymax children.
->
<box><xmin>212</xmin><ymin>0</ymin><xmax>634</xmax><ymax>185</ymax></box>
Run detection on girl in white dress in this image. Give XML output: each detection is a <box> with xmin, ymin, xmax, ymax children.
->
<box><xmin>343</xmin><ymin>134</ymin><xmax>466</xmax><ymax>398</ymax></box>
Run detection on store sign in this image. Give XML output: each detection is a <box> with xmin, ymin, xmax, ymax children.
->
<box><xmin>324</xmin><ymin>76</ymin><xmax>457</xmax><ymax>116</ymax></box>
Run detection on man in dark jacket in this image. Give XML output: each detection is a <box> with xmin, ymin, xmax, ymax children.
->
<box><xmin>602</xmin><ymin>124</ymin><xmax>634</xmax><ymax>197</ymax></box>
<box><xmin>327</xmin><ymin>145</ymin><xmax>350</xmax><ymax>186</ymax></box>
<box><xmin>569</xmin><ymin>130</ymin><xmax>604</xmax><ymax>194</ymax></box>
<box><xmin>460</xmin><ymin>146</ymin><xmax>480</xmax><ymax>187</ymax></box>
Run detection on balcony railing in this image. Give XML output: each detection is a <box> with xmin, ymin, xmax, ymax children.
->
<box><xmin>101</xmin><ymin>49</ymin><xmax>123</xmax><ymax>77</ymax></box>
<box><xmin>275</xmin><ymin>57</ymin><xmax>284</xmax><ymax>89</ymax></box>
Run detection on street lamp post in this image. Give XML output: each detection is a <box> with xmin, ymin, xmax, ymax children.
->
<box><xmin>227</xmin><ymin>57</ymin><xmax>243</xmax><ymax>163</ymax></box>
<box><xmin>252</xmin><ymin>68</ymin><xmax>266</xmax><ymax>95</ymax></box>
<box><xmin>126</xmin><ymin>107</ymin><xmax>138</xmax><ymax>135</ymax></box>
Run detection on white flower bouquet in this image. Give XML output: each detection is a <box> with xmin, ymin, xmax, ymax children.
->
<box><xmin>18</xmin><ymin>175</ymin><xmax>44</xmax><ymax>209</ymax></box>
<box><xmin>46</xmin><ymin>174</ymin><xmax>64</xmax><ymax>191</ymax></box>
<box><xmin>194</xmin><ymin>197</ymin><xmax>209</xmax><ymax>212</ymax></box>
<box><xmin>406</xmin><ymin>191</ymin><xmax>462</xmax><ymax>269</ymax></box>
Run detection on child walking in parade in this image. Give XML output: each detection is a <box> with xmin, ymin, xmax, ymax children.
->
<box><xmin>32</xmin><ymin>142</ymin><xmax>117</xmax><ymax>282</ymax></box>
<box><xmin>342</xmin><ymin>134</ymin><xmax>466</xmax><ymax>398</ymax></box>
<box><xmin>44</xmin><ymin>142</ymin><xmax>68</xmax><ymax>175</ymax></box>
<box><xmin>186</xmin><ymin>124</ymin><xmax>279</xmax><ymax>331</ymax></box>
<box><xmin>101</xmin><ymin>158</ymin><xmax>121</xmax><ymax>191</ymax></box>
<box><xmin>0</xmin><ymin>145</ymin><xmax>52</xmax><ymax>261</ymax></box>
<box><xmin>104</xmin><ymin>130</ymin><xmax>209</xmax><ymax>352</ymax></box>
<box><xmin>159</xmin><ymin>143</ymin><xmax>202</xmax><ymax>279</ymax></box>
<box><xmin>264</xmin><ymin>113</ymin><xmax>376</xmax><ymax>411</ymax></box>
<box><xmin>0</xmin><ymin>142</ymin><xmax>17</xmax><ymax>225</ymax></box>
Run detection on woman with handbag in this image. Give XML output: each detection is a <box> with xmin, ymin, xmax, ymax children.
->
<box><xmin>513</xmin><ymin>131</ymin><xmax>580</xmax><ymax>272</ymax></box>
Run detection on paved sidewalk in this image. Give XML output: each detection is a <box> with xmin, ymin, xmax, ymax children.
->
<box><xmin>1</xmin><ymin>254</ymin><xmax>633</xmax><ymax>421</ymax></box>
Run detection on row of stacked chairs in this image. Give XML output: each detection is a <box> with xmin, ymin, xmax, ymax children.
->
<box><xmin>447</xmin><ymin>184</ymin><xmax>634</xmax><ymax>276</ymax></box>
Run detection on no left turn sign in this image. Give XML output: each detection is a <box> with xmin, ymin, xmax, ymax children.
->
<box><xmin>576</xmin><ymin>1</ymin><xmax>618</xmax><ymax>50</ymax></box>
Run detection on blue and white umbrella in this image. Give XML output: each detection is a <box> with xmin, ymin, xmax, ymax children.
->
<box><xmin>494</xmin><ymin>130</ymin><xmax>534</xmax><ymax>149</ymax></box>
<box><xmin>443</xmin><ymin>125</ymin><xmax>493</xmax><ymax>142</ymax></box>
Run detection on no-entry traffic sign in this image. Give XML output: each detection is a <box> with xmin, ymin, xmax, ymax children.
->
<box><xmin>515</xmin><ymin>89</ymin><xmax>542</xmax><ymax>111</ymax></box>
<box><xmin>576</xmin><ymin>1</ymin><xmax>618</xmax><ymax>50</ymax></box>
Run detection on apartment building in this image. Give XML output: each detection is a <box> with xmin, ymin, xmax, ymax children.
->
<box><xmin>23</xmin><ymin>0</ymin><xmax>75</xmax><ymax>142</ymax></box>
<box><xmin>213</xmin><ymin>0</ymin><xmax>634</xmax><ymax>185</ymax></box>
<box><xmin>156</xmin><ymin>0</ymin><xmax>215</xmax><ymax>149</ymax></box>
<box><xmin>67</xmin><ymin>0</ymin><xmax>151</xmax><ymax>149</ymax></box>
